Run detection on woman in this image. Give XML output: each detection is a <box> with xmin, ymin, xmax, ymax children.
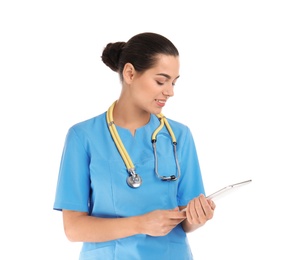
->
<box><xmin>54</xmin><ymin>32</ymin><xmax>216</xmax><ymax>259</ymax></box>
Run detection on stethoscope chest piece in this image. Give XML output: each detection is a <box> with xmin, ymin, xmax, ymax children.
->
<box><xmin>127</xmin><ymin>174</ymin><xmax>142</xmax><ymax>188</ymax></box>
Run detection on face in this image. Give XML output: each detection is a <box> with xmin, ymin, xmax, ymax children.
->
<box><xmin>127</xmin><ymin>55</ymin><xmax>180</xmax><ymax>115</ymax></box>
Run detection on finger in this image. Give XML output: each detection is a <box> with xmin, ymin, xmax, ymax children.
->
<box><xmin>170</xmin><ymin>211</ymin><xmax>186</xmax><ymax>220</ymax></box>
<box><xmin>169</xmin><ymin>207</ymin><xmax>180</xmax><ymax>212</ymax></box>
<box><xmin>170</xmin><ymin>218</ymin><xmax>185</xmax><ymax>226</ymax></box>
<box><xmin>195</xmin><ymin>196</ymin><xmax>207</xmax><ymax>221</ymax></box>
<box><xmin>207</xmin><ymin>199</ymin><xmax>216</xmax><ymax>210</ymax></box>
<box><xmin>186</xmin><ymin>199</ymin><xmax>197</xmax><ymax>224</ymax></box>
<box><xmin>198</xmin><ymin>196</ymin><xmax>215</xmax><ymax>220</ymax></box>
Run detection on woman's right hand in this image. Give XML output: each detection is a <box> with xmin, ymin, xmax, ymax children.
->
<box><xmin>138</xmin><ymin>207</ymin><xmax>186</xmax><ymax>236</ymax></box>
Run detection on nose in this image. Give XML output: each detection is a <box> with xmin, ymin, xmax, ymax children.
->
<box><xmin>162</xmin><ymin>84</ymin><xmax>174</xmax><ymax>98</ymax></box>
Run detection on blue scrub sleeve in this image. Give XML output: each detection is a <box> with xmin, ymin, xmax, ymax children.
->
<box><xmin>177</xmin><ymin>126</ymin><xmax>205</xmax><ymax>206</ymax></box>
<box><xmin>53</xmin><ymin>127</ymin><xmax>90</xmax><ymax>212</ymax></box>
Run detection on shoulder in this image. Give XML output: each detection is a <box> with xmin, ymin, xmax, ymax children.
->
<box><xmin>164</xmin><ymin>116</ymin><xmax>195</xmax><ymax>145</ymax></box>
<box><xmin>67</xmin><ymin>112</ymin><xmax>106</xmax><ymax>138</ymax></box>
<box><xmin>165</xmin><ymin>117</ymin><xmax>191</xmax><ymax>134</ymax></box>
<box><xmin>72</xmin><ymin>112</ymin><xmax>105</xmax><ymax>129</ymax></box>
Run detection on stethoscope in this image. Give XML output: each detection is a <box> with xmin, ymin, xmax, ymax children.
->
<box><xmin>106</xmin><ymin>101</ymin><xmax>181</xmax><ymax>188</ymax></box>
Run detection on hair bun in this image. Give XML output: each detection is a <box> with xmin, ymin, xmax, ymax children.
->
<box><xmin>101</xmin><ymin>42</ymin><xmax>125</xmax><ymax>72</ymax></box>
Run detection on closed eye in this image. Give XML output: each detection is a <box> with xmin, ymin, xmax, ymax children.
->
<box><xmin>156</xmin><ymin>81</ymin><xmax>164</xmax><ymax>86</ymax></box>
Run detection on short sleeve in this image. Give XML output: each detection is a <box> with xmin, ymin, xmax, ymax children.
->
<box><xmin>177</xmin><ymin>127</ymin><xmax>205</xmax><ymax>206</ymax></box>
<box><xmin>53</xmin><ymin>127</ymin><xmax>90</xmax><ymax>212</ymax></box>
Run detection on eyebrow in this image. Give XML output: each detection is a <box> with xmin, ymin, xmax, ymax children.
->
<box><xmin>156</xmin><ymin>73</ymin><xmax>180</xmax><ymax>80</ymax></box>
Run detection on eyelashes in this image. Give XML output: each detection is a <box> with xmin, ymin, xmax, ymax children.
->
<box><xmin>156</xmin><ymin>81</ymin><xmax>164</xmax><ymax>86</ymax></box>
<box><xmin>156</xmin><ymin>81</ymin><xmax>176</xmax><ymax>86</ymax></box>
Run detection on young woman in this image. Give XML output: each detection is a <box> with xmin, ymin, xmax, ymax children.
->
<box><xmin>54</xmin><ymin>32</ymin><xmax>216</xmax><ymax>259</ymax></box>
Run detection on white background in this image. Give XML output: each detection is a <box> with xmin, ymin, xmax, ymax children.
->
<box><xmin>1</xmin><ymin>0</ymin><xmax>291</xmax><ymax>259</ymax></box>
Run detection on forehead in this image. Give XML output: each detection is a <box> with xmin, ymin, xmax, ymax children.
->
<box><xmin>150</xmin><ymin>55</ymin><xmax>180</xmax><ymax>77</ymax></box>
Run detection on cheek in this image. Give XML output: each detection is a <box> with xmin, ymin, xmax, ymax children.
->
<box><xmin>136</xmin><ymin>83</ymin><xmax>157</xmax><ymax>98</ymax></box>
<box><xmin>132</xmin><ymin>76</ymin><xmax>161</xmax><ymax>100</ymax></box>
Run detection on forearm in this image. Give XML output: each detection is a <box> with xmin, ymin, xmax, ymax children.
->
<box><xmin>63</xmin><ymin>212</ymin><xmax>142</xmax><ymax>242</ymax></box>
<box><xmin>181</xmin><ymin>219</ymin><xmax>203</xmax><ymax>233</ymax></box>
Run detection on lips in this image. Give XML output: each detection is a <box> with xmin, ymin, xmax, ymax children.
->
<box><xmin>155</xmin><ymin>99</ymin><xmax>166</xmax><ymax>107</ymax></box>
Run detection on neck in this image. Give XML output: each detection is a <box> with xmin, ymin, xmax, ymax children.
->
<box><xmin>111</xmin><ymin>100</ymin><xmax>151</xmax><ymax>135</ymax></box>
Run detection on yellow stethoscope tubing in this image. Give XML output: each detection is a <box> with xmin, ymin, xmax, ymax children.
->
<box><xmin>152</xmin><ymin>113</ymin><xmax>177</xmax><ymax>144</ymax></box>
<box><xmin>106</xmin><ymin>102</ymin><xmax>135</xmax><ymax>172</ymax></box>
<box><xmin>106</xmin><ymin>101</ymin><xmax>180</xmax><ymax>180</ymax></box>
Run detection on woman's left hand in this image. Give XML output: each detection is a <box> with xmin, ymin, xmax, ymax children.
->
<box><xmin>182</xmin><ymin>194</ymin><xmax>216</xmax><ymax>231</ymax></box>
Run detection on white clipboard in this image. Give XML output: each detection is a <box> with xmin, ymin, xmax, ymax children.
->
<box><xmin>207</xmin><ymin>179</ymin><xmax>252</xmax><ymax>200</ymax></box>
<box><xmin>181</xmin><ymin>179</ymin><xmax>252</xmax><ymax>211</ymax></box>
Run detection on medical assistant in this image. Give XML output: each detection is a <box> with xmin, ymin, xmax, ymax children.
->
<box><xmin>53</xmin><ymin>111</ymin><xmax>205</xmax><ymax>260</ymax></box>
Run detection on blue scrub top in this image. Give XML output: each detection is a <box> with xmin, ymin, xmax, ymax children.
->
<box><xmin>54</xmin><ymin>112</ymin><xmax>205</xmax><ymax>260</ymax></box>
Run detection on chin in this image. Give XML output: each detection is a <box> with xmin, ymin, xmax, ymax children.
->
<box><xmin>151</xmin><ymin>107</ymin><xmax>163</xmax><ymax>115</ymax></box>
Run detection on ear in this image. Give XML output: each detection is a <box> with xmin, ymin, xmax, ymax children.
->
<box><xmin>123</xmin><ymin>63</ymin><xmax>136</xmax><ymax>84</ymax></box>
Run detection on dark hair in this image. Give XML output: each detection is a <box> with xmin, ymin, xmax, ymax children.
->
<box><xmin>101</xmin><ymin>32</ymin><xmax>179</xmax><ymax>80</ymax></box>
